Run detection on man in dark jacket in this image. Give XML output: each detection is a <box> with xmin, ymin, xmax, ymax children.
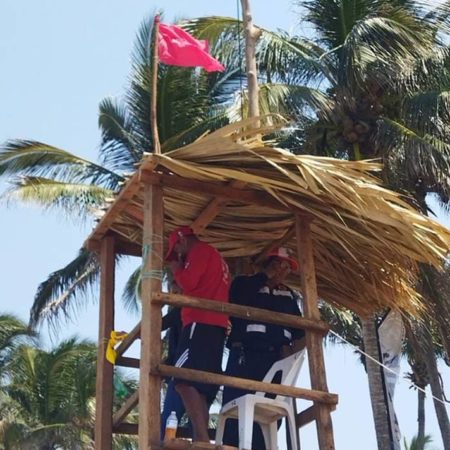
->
<box><xmin>222</xmin><ymin>247</ymin><xmax>305</xmax><ymax>449</ymax></box>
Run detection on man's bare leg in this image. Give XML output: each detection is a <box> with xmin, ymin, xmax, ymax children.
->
<box><xmin>176</xmin><ymin>384</ymin><xmax>209</xmax><ymax>442</ymax></box>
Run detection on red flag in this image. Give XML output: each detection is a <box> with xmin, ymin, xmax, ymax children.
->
<box><xmin>158</xmin><ymin>23</ymin><xmax>225</xmax><ymax>72</ymax></box>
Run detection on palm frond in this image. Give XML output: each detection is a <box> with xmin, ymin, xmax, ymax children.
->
<box><xmin>0</xmin><ymin>314</ymin><xmax>33</xmax><ymax>353</ymax></box>
<box><xmin>299</xmin><ymin>0</ymin><xmax>374</xmax><ymax>50</ymax></box>
<box><xmin>340</xmin><ymin>11</ymin><xmax>435</xmax><ymax>91</ymax></box>
<box><xmin>121</xmin><ymin>265</ymin><xmax>142</xmax><ymax>315</ymax></box>
<box><xmin>0</xmin><ymin>140</ymin><xmax>122</xmax><ymax>188</ymax></box>
<box><xmin>29</xmin><ymin>248</ymin><xmax>100</xmax><ymax>330</ymax></box>
<box><xmin>125</xmin><ymin>14</ymin><xmax>154</xmax><ymax>153</ymax></box>
<box><xmin>183</xmin><ymin>16</ymin><xmax>332</xmax><ymax>84</ymax></box>
<box><xmin>0</xmin><ymin>315</ymin><xmax>34</xmax><ymax>379</ymax></box>
<box><xmin>257</xmin><ymin>83</ymin><xmax>333</xmax><ymax>119</ymax></box>
<box><xmin>377</xmin><ymin>117</ymin><xmax>450</xmax><ymax>192</ymax></box>
<box><xmin>98</xmin><ymin>97</ymin><xmax>142</xmax><ymax>172</ymax></box>
<box><xmin>2</xmin><ymin>177</ymin><xmax>112</xmax><ymax>220</ymax></box>
<box><xmin>402</xmin><ymin>89</ymin><xmax>450</xmax><ymax>138</ymax></box>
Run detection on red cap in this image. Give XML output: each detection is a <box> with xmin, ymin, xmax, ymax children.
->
<box><xmin>165</xmin><ymin>226</ymin><xmax>194</xmax><ymax>261</ymax></box>
<box><xmin>267</xmin><ymin>247</ymin><xmax>299</xmax><ymax>272</ymax></box>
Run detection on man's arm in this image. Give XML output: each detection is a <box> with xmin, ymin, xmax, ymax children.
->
<box><xmin>172</xmin><ymin>244</ymin><xmax>210</xmax><ymax>292</ymax></box>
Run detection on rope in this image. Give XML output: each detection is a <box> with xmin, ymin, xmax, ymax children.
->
<box><xmin>141</xmin><ymin>236</ymin><xmax>164</xmax><ymax>281</ymax></box>
<box><xmin>328</xmin><ymin>329</ymin><xmax>449</xmax><ymax>407</ymax></box>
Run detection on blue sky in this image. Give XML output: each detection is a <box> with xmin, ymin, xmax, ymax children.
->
<box><xmin>1</xmin><ymin>1</ymin><xmax>449</xmax><ymax>449</ymax></box>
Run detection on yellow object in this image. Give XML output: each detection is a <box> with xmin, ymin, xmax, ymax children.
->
<box><xmin>106</xmin><ymin>331</ymin><xmax>128</xmax><ymax>364</ymax></box>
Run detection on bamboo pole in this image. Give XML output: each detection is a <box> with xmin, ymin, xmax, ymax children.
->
<box><xmin>295</xmin><ymin>215</ymin><xmax>335</xmax><ymax>450</ymax></box>
<box><xmin>151</xmin><ymin>15</ymin><xmax>161</xmax><ymax>155</ymax></box>
<box><xmin>240</xmin><ymin>0</ymin><xmax>261</xmax><ymax>120</ymax></box>
<box><xmin>95</xmin><ymin>235</ymin><xmax>115</xmax><ymax>450</ymax></box>
<box><xmin>113</xmin><ymin>391</ymin><xmax>139</xmax><ymax>427</ymax></box>
<box><xmin>152</xmin><ymin>292</ymin><xmax>329</xmax><ymax>334</ymax></box>
<box><xmin>139</xmin><ymin>183</ymin><xmax>164</xmax><ymax>449</ymax></box>
<box><xmin>115</xmin><ymin>321</ymin><xmax>141</xmax><ymax>358</ymax></box>
<box><xmin>157</xmin><ymin>364</ymin><xmax>338</xmax><ymax>405</ymax></box>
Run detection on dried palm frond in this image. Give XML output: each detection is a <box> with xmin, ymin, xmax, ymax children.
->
<box><xmin>87</xmin><ymin>117</ymin><xmax>450</xmax><ymax>317</ymax></box>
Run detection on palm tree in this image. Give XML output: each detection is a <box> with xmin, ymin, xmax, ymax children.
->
<box><xmin>2</xmin><ymin>337</ymin><xmax>98</xmax><ymax>449</ymax></box>
<box><xmin>0</xmin><ymin>13</ymin><xmax>239</xmax><ymax>329</ymax></box>
<box><xmin>183</xmin><ymin>2</ymin><xmax>450</xmax><ymax>448</ymax></box>
<box><xmin>0</xmin><ymin>314</ymin><xmax>35</xmax><ymax>386</ymax></box>
<box><xmin>0</xmin><ymin>336</ymin><xmax>138</xmax><ymax>450</ymax></box>
<box><xmin>3</xmin><ymin>1</ymin><xmax>450</xmax><ymax>447</ymax></box>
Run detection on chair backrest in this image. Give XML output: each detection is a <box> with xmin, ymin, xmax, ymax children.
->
<box><xmin>256</xmin><ymin>349</ymin><xmax>306</xmax><ymax>402</ymax></box>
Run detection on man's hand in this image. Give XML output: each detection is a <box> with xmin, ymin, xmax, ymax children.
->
<box><xmin>169</xmin><ymin>258</ymin><xmax>184</xmax><ymax>273</ymax></box>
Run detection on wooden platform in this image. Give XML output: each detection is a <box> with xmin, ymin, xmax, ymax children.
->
<box><xmin>156</xmin><ymin>439</ymin><xmax>237</xmax><ymax>450</ymax></box>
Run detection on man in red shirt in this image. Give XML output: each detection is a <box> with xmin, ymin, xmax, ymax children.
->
<box><xmin>166</xmin><ymin>226</ymin><xmax>230</xmax><ymax>442</ymax></box>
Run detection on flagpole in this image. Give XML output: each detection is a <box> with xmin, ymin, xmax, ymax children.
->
<box><xmin>151</xmin><ymin>15</ymin><xmax>161</xmax><ymax>155</ymax></box>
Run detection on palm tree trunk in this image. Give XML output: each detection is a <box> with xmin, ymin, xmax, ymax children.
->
<box><xmin>417</xmin><ymin>389</ymin><xmax>425</xmax><ymax>449</ymax></box>
<box><xmin>421</xmin><ymin>331</ymin><xmax>450</xmax><ymax>450</ymax></box>
<box><xmin>361</xmin><ymin>316</ymin><xmax>392</xmax><ymax>450</ymax></box>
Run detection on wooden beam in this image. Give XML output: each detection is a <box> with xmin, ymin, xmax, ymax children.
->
<box><xmin>297</xmin><ymin>405</ymin><xmax>316</xmax><ymax>428</ymax></box>
<box><xmin>296</xmin><ymin>404</ymin><xmax>336</xmax><ymax>429</ymax></box>
<box><xmin>113</xmin><ymin>422</ymin><xmax>138</xmax><ymax>435</ymax></box>
<box><xmin>86</xmin><ymin>174</ymin><xmax>142</xmax><ymax>246</ymax></box>
<box><xmin>115</xmin><ymin>322</ymin><xmax>141</xmax><ymax>358</ymax></box>
<box><xmin>112</xmin><ymin>423</ymin><xmax>216</xmax><ymax>440</ymax></box>
<box><xmin>157</xmin><ymin>364</ymin><xmax>338</xmax><ymax>405</ymax></box>
<box><xmin>152</xmin><ymin>292</ymin><xmax>329</xmax><ymax>334</ymax></box>
<box><xmin>156</xmin><ymin>440</ymin><xmax>237</xmax><ymax>450</ymax></box>
<box><xmin>296</xmin><ymin>405</ymin><xmax>337</xmax><ymax>434</ymax></box>
<box><xmin>191</xmin><ymin>180</ymin><xmax>247</xmax><ymax>235</ymax></box>
<box><xmin>139</xmin><ymin>183</ymin><xmax>164</xmax><ymax>449</ymax></box>
<box><xmin>139</xmin><ymin>171</ymin><xmax>310</xmax><ymax>216</ymax></box>
<box><xmin>115</xmin><ymin>239</ymin><xmax>142</xmax><ymax>257</ymax></box>
<box><xmin>95</xmin><ymin>236</ymin><xmax>115</xmax><ymax>450</ymax></box>
<box><xmin>296</xmin><ymin>215</ymin><xmax>335</xmax><ymax>450</ymax></box>
<box><xmin>125</xmin><ymin>204</ymin><xmax>145</xmax><ymax>224</ymax></box>
<box><xmin>86</xmin><ymin>232</ymin><xmax>141</xmax><ymax>257</ymax></box>
<box><xmin>113</xmin><ymin>391</ymin><xmax>139</xmax><ymax>427</ymax></box>
<box><xmin>116</xmin><ymin>356</ymin><xmax>140</xmax><ymax>369</ymax></box>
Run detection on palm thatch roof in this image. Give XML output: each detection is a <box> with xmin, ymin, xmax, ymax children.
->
<box><xmin>86</xmin><ymin>117</ymin><xmax>450</xmax><ymax>317</ymax></box>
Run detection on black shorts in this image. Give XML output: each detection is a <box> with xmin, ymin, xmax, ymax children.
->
<box><xmin>173</xmin><ymin>322</ymin><xmax>225</xmax><ymax>402</ymax></box>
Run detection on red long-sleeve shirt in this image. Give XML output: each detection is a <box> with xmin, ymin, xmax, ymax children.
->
<box><xmin>174</xmin><ymin>240</ymin><xmax>230</xmax><ymax>328</ymax></box>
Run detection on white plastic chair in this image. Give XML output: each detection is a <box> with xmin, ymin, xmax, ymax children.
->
<box><xmin>215</xmin><ymin>349</ymin><xmax>306</xmax><ymax>450</ymax></box>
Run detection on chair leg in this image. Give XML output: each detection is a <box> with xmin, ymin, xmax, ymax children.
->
<box><xmin>268</xmin><ymin>421</ymin><xmax>278</xmax><ymax>450</ymax></box>
<box><xmin>287</xmin><ymin>411</ymin><xmax>300</xmax><ymax>450</ymax></box>
<box><xmin>260</xmin><ymin>423</ymin><xmax>271</xmax><ymax>449</ymax></box>
<box><xmin>238</xmin><ymin>403</ymin><xmax>254</xmax><ymax>450</ymax></box>
<box><xmin>215</xmin><ymin>414</ymin><xmax>227</xmax><ymax>445</ymax></box>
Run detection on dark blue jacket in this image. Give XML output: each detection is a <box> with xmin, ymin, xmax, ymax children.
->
<box><xmin>228</xmin><ymin>272</ymin><xmax>305</xmax><ymax>351</ymax></box>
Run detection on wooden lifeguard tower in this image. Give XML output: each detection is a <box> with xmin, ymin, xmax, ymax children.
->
<box><xmin>85</xmin><ymin>117</ymin><xmax>450</xmax><ymax>450</ymax></box>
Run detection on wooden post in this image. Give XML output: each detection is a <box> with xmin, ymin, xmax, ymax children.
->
<box><xmin>295</xmin><ymin>215</ymin><xmax>335</xmax><ymax>450</ymax></box>
<box><xmin>95</xmin><ymin>235</ymin><xmax>116</xmax><ymax>450</ymax></box>
<box><xmin>139</xmin><ymin>183</ymin><xmax>164</xmax><ymax>449</ymax></box>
